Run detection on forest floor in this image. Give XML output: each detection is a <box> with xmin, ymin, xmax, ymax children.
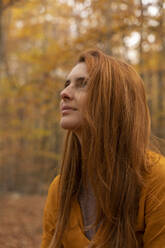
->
<box><xmin>0</xmin><ymin>193</ymin><xmax>46</xmax><ymax>248</ymax></box>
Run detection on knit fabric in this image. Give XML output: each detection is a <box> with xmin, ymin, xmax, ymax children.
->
<box><xmin>78</xmin><ymin>183</ymin><xmax>97</xmax><ymax>240</ymax></box>
<box><xmin>41</xmin><ymin>153</ymin><xmax>165</xmax><ymax>248</ymax></box>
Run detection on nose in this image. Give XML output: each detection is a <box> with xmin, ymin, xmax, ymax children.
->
<box><xmin>60</xmin><ymin>86</ymin><xmax>73</xmax><ymax>100</ymax></box>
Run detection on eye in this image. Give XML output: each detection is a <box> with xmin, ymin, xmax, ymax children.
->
<box><xmin>81</xmin><ymin>79</ymin><xmax>88</xmax><ymax>87</ymax></box>
<box><xmin>64</xmin><ymin>80</ymin><xmax>70</xmax><ymax>88</ymax></box>
<box><xmin>77</xmin><ymin>78</ymin><xmax>88</xmax><ymax>87</ymax></box>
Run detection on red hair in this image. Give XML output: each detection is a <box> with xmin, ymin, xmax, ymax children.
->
<box><xmin>50</xmin><ymin>48</ymin><xmax>152</xmax><ymax>248</ymax></box>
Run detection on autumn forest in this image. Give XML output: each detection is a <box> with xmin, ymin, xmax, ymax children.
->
<box><xmin>0</xmin><ymin>0</ymin><xmax>165</xmax><ymax>194</ymax></box>
<box><xmin>0</xmin><ymin>0</ymin><xmax>165</xmax><ymax>247</ymax></box>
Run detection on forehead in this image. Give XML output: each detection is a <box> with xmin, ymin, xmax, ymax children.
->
<box><xmin>67</xmin><ymin>62</ymin><xmax>88</xmax><ymax>80</ymax></box>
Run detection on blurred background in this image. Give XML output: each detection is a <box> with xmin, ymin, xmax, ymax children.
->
<box><xmin>0</xmin><ymin>0</ymin><xmax>165</xmax><ymax>247</ymax></box>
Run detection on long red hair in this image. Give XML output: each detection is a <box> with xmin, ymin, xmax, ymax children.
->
<box><xmin>50</xmin><ymin>49</ymin><xmax>152</xmax><ymax>248</ymax></box>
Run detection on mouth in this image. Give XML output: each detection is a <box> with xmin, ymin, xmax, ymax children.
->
<box><xmin>62</xmin><ymin>106</ymin><xmax>77</xmax><ymax>111</ymax></box>
<box><xmin>61</xmin><ymin>106</ymin><xmax>77</xmax><ymax>115</ymax></box>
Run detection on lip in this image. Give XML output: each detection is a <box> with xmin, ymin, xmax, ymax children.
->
<box><xmin>61</xmin><ymin>106</ymin><xmax>77</xmax><ymax>111</ymax></box>
<box><xmin>61</xmin><ymin>105</ymin><xmax>77</xmax><ymax>115</ymax></box>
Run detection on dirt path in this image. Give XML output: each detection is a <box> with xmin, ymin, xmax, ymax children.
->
<box><xmin>0</xmin><ymin>193</ymin><xmax>46</xmax><ymax>248</ymax></box>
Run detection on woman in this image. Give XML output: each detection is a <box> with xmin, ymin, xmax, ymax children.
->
<box><xmin>41</xmin><ymin>49</ymin><xmax>165</xmax><ymax>248</ymax></box>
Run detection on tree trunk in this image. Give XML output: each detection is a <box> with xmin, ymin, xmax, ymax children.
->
<box><xmin>0</xmin><ymin>1</ymin><xmax>4</xmax><ymax>67</ymax></box>
<box><xmin>157</xmin><ymin>0</ymin><xmax>165</xmax><ymax>138</ymax></box>
<box><xmin>139</xmin><ymin>0</ymin><xmax>144</xmax><ymax>73</ymax></box>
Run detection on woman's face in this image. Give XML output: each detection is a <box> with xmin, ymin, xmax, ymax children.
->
<box><xmin>60</xmin><ymin>62</ymin><xmax>88</xmax><ymax>132</ymax></box>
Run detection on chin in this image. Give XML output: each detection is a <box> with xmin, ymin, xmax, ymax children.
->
<box><xmin>60</xmin><ymin>120</ymin><xmax>80</xmax><ymax>131</ymax></box>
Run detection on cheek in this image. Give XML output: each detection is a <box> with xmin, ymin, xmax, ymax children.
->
<box><xmin>77</xmin><ymin>93</ymin><xmax>87</xmax><ymax>109</ymax></box>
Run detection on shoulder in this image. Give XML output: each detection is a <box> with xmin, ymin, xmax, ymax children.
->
<box><xmin>144</xmin><ymin>152</ymin><xmax>165</xmax><ymax>207</ymax></box>
<box><xmin>141</xmin><ymin>153</ymin><xmax>165</xmax><ymax>246</ymax></box>
<box><xmin>48</xmin><ymin>174</ymin><xmax>60</xmax><ymax>194</ymax></box>
<box><xmin>45</xmin><ymin>175</ymin><xmax>60</xmax><ymax>213</ymax></box>
<box><xmin>41</xmin><ymin>175</ymin><xmax>61</xmax><ymax>248</ymax></box>
<box><xmin>147</xmin><ymin>152</ymin><xmax>165</xmax><ymax>185</ymax></box>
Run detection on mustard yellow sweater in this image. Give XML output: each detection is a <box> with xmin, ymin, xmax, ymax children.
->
<box><xmin>41</xmin><ymin>154</ymin><xmax>165</xmax><ymax>248</ymax></box>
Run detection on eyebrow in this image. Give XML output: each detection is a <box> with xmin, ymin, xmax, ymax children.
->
<box><xmin>64</xmin><ymin>77</ymin><xmax>87</xmax><ymax>85</ymax></box>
